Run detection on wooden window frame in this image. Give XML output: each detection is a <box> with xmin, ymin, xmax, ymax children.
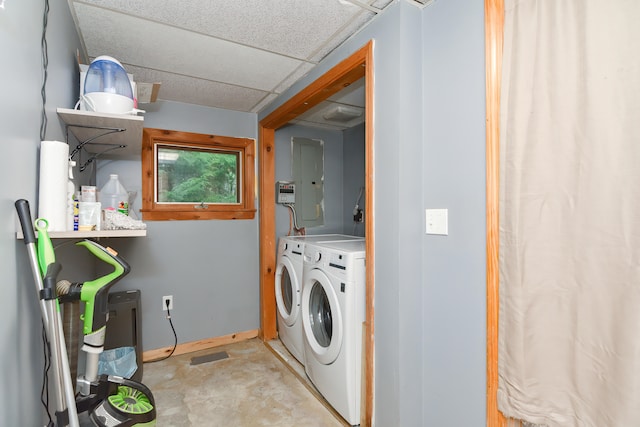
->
<box><xmin>141</xmin><ymin>128</ymin><xmax>256</xmax><ymax>221</ymax></box>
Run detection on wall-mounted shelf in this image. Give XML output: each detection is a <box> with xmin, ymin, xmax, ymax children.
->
<box><xmin>16</xmin><ymin>229</ymin><xmax>147</xmax><ymax>240</ymax></box>
<box><xmin>57</xmin><ymin>108</ymin><xmax>144</xmax><ymax>159</ymax></box>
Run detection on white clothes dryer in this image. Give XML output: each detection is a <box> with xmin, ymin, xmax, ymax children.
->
<box><xmin>275</xmin><ymin>234</ymin><xmax>363</xmax><ymax>364</ymax></box>
<box><xmin>301</xmin><ymin>240</ymin><xmax>366</xmax><ymax>426</ymax></box>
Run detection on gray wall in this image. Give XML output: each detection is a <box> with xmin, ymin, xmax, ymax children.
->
<box><xmin>342</xmin><ymin>123</ymin><xmax>366</xmax><ymax>236</ymax></box>
<box><xmin>2</xmin><ymin>0</ymin><xmax>487</xmax><ymax>425</ymax></box>
<box><xmin>96</xmin><ymin>100</ymin><xmax>259</xmax><ymax>351</ymax></box>
<box><xmin>274</xmin><ymin>122</ymin><xmax>366</xmax><ymax>240</ymax></box>
<box><xmin>422</xmin><ymin>0</ymin><xmax>487</xmax><ymax>424</ymax></box>
<box><xmin>260</xmin><ymin>0</ymin><xmax>487</xmax><ymax>425</ymax></box>
<box><xmin>274</xmin><ymin>124</ymin><xmax>345</xmax><ymax>238</ymax></box>
<box><xmin>1</xmin><ymin>1</ymin><xmax>82</xmax><ymax>425</ymax></box>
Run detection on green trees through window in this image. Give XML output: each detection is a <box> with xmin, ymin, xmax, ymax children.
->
<box><xmin>157</xmin><ymin>147</ymin><xmax>239</xmax><ymax>204</ymax></box>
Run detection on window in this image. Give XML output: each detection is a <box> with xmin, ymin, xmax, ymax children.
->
<box><xmin>141</xmin><ymin>128</ymin><xmax>255</xmax><ymax>220</ymax></box>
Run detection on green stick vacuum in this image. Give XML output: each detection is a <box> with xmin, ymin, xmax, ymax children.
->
<box><xmin>16</xmin><ymin>199</ymin><xmax>156</xmax><ymax>426</ymax></box>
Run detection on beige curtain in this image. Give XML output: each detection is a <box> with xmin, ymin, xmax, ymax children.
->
<box><xmin>498</xmin><ymin>1</ymin><xmax>640</xmax><ymax>426</ymax></box>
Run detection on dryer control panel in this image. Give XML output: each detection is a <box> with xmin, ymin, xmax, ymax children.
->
<box><xmin>276</xmin><ymin>181</ymin><xmax>295</xmax><ymax>204</ymax></box>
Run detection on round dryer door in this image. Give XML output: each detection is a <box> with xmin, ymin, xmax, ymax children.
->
<box><xmin>302</xmin><ymin>268</ymin><xmax>343</xmax><ymax>365</ymax></box>
<box><xmin>275</xmin><ymin>256</ymin><xmax>301</xmax><ymax>326</ymax></box>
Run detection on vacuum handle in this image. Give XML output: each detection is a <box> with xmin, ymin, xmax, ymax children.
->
<box><xmin>15</xmin><ymin>199</ymin><xmax>36</xmax><ymax>244</ymax></box>
<box><xmin>42</xmin><ymin>263</ymin><xmax>62</xmax><ymax>301</ymax></box>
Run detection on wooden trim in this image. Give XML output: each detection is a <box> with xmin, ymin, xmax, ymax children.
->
<box><xmin>485</xmin><ymin>0</ymin><xmax>506</xmax><ymax>426</ymax></box>
<box><xmin>362</xmin><ymin>40</ymin><xmax>375</xmax><ymax>427</ymax></box>
<box><xmin>140</xmin><ymin>210</ymin><xmax>256</xmax><ymax>221</ymax></box>
<box><xmin>141</xmin><ymin>128</ymin><xmax>256</xmax><ymax>221</ymax></box>
<box><xmin>258</xmin><ymin>40</ymin><xmax>374</xmax><ymax>427</ymax></box>
<box><xmin>142</xmin><ymin>329</ymin><xmax>259</xmax><ymax>362</ymax></box>
<box><xmin>258</xmin><ymin>125</ymin><xmax>277</xmax><ymax>340</ymax></box>
<box><xmin>260</xmin><ymin>47</ymin><xmax>368</xmax><ymax>130</ymax></box>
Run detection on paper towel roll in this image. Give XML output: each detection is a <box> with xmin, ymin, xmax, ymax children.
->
<box><xmin>38</xmin><ymin>140</ymin><xmax>69</xmax><ymax>232</ymax></box>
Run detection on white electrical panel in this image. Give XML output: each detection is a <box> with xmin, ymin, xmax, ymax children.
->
<box><xmin>276</xmin><ymin>181</ymin><xmax>295</xmax><ymax>204</ymax></box>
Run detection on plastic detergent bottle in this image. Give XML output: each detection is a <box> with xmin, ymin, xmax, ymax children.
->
<box><xmin>99</xmin><ymin>174</ymin><xmax>129</xmax><ymax>215</ymax></box>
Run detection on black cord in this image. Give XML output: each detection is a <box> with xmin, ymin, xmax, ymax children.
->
<box><xmin>39</xmin><ymin>0</ymin><xmax>50</xmax><ymax>141</ymax></box>
<box><xmin>147</xmin><ymin>306</ymin><xmax>177</xmax><ymax>363</ymax></box>
<box><xmin>41</xmin><ymin>323</ymin><xmax>54</xmax><ymax>427</ymax></box>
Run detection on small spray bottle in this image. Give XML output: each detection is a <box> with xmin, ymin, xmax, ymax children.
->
<box><xmin>67</xmin><ymin>160</ymin><xmax>78</xmax><ymax>231</ymax></box>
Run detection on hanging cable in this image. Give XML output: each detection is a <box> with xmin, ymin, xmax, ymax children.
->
<box><xmin>287</xmin><ymin>205</ymin><xmax>293</xmax><ymax>236</ymax></box>
<box><xmin>41</xmin><ymin>324</ymin><xmax>54</xmax><ymax>427</ymax></box>
<box><xmin>284</xmin><ymin>204</ymin><xmax>305</xmax><ymax>235</ymax></box>
<box><xmin>79</xmin><ymin>144</ymin><xmax>127</xmax><ymax>172</ymax></box>
<box><xmin>39</xmin><ymin>2</ymin><xmax>54</xmax><ymax>424</ymax></box>
<box><xmin>39</xmin><ymin>0</ymin><xmax>50</xmax><ymax>141</ymax></box>
<box><xmin>147</xmin><ymin>301</ymin><xmax>177</xmax><ymax>363</ymax></box>
<box><xmin>352</xmin><ymin>186</ymin><xmax>364</xmax><ymax>235</ymax></box>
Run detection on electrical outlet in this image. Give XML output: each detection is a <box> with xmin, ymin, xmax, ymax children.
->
<box><xmin>353</xmin><ymin>209</ymin><xmax>363</xmax><ymax>223</ymax></box>
<box><xmin>162</xmin><ymin>295</ymin><xmax>173</xmax><ymax>311</ymax></box>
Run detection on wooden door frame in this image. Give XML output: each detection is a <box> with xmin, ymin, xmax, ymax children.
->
<box><xmin>258</xmin><ymin>41</ymin><xmax>375</xmax><ymax>426</ymax></box>
<box><xmin>486</xmin><ymin>0</ymin><xmax>506</xmax><ymax>426</ymax></box>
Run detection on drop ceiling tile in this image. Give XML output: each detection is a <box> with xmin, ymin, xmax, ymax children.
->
<box><xmin>74</xmin><ymin>3</ymin><xmax>303</xmax><ymax>91</ymax></box>
<box><xmin>273</xmin><ymin>62</ymin><xmax>316</xmax><ymax>94</ymax></box>
<box><xmin>251</xmin><ymin>93</ymin><xmax>279</xmax><ymax>113</ymax></box>
<box><xmin>371</xmin><ymin>0</ymin><xmax>395</xmax><ymax>8</ymax></box>
<box><xmin>74</xmin><ymin>0</ymin><xmax>367</xmax><ymax>60</ymax></box>
<box><xmin>308</xmin><ymin>10</ymin><xmax>375</xmax><ymax>62</ymax></box>
<box><xmin>124</xmin><ymin>65</ymin><xmax>268</xmax><ymax>111</ymax></box>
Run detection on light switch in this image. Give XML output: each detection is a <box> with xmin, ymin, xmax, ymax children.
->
<box><xmin>425</xmin><ymin>208</ymin><xmax>448</xmax><ymax>235</ymax></box>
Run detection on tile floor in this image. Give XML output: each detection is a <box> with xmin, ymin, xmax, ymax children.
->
<box><xmin>140</xmin><ymin>338</ymin><xmax>346</xmax><ymax>426</ymax></box>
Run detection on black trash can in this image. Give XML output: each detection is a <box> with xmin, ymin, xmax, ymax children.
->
<box><xmin>104</xmin><ymin>289</ymin><xmax>143</xmax><ymax>382</ymax></box>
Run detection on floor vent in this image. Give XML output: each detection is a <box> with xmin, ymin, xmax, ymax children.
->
<box><xmin>190</xmin><ymin>351</ymin><xmax>230</xmax><ymax>366</ymax></box>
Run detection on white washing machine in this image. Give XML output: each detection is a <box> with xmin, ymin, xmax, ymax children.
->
<box><xmin>301</xmin><ymin>240</ymin><xmax>366</xmax><ymax>426</ymax></box>
<box><xmin>275</xmin><ymin>234</ymin><xmax>363</xmax><ymax>364</ymax></box>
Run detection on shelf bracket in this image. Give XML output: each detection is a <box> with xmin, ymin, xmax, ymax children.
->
<box><xmin>78</xmin><ymin>143</ymin><xmax>128</xmax><ymax>172</ymax></box>
<box><xmin>66</xmin><ymin>124</ymin><xmax>126</xmax><ymax>160</ymax></box>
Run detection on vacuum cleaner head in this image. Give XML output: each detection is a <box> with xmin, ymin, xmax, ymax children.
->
<box><xmin>90</xmin><ymin>384</ymin><xmax>156</xmax><ymax>426</ymax></box>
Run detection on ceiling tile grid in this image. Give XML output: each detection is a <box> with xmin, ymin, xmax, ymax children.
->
<box><xmin>125</xmin><ymin>64</ymin><xmax>269</xmax><ymax>111</ymax></box>
<box><xmin>69</xmin><ymin>0</ymin><xmax>395</xmax><ymax>126</ymax></box>
<box><xmin>75</xmin><ymin>0</ymin><xmax>370</xmax><ymax>59</ymax></box>
<box><xmin>74</xmin><ymin>4</ymin><xmax>304</xmax><ymax>91</ymax></box>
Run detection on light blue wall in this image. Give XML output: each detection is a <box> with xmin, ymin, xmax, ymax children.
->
<box><xmin>260</xmin><ymin>0</ymin><xmax>487</xmax><ymax>425</ymax></box>
<box><xmin>274</xmin><ymin>124</ymin><xmax>345</xmax><ymax>238</ymax></box>
<box><xmin>95</xmin><ymin>100</ymin><xmax>260</xmax><ymax>351</ymax></box>
<box><xmin>422</xmin><ymin>0</ymin><xmax>487</xmax><ymax>424</ymax></box>
<box><xmin>1</xmin><ymin>1</ymin><xmax>82</xmax><ymax>425</ymax></box>
<box><xmin>397</xmin><ymin>3</ymin><xmax>426</xmax><ymax>423</ymax></box>
<box><xmin>2</xmin><ymin>0</ymin><xmax>487</xmax><ymax>425</ymax></box>
<box><xmin>342</xmin><ymin>123</ymin><xmax>366</xmax><ymax>237</ymax></box>
<box><xmin>274</xmin><ymin>122</ymin><xmax>366</xmax><ymax>240</ymax></box>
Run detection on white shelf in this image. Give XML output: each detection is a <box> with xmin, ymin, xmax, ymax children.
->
<box><xmin>16</xmin><ymin>229</ymin><xmax>147</xmax><ymax>239</ymax></box>
<box><xmin>57</xmin><ymin>108</ymin><xmax>144</xmax><ymax>158</ymax></box>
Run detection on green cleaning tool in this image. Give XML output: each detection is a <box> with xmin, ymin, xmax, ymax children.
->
<box><xmin>16</xmin><ymin>199</ymin><xmax>156</xmax><ymax>426</ymax></box>
<box><xmin>16</xmin><ymin>200</ymin><xmax>80</xmax><ymax>427</ymax></box>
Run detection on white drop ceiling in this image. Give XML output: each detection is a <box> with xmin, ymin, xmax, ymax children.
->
<box><xmin>68</xmin><ymin>0</ymin><xmax>395</xmax><ymax>129</ymax></box>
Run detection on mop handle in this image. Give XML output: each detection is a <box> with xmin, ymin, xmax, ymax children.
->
<box><xmin>14</xmin><ymin>199</ymin><xmax>80</xmax><ymax>427</ymax></box>
<box><xmin>15</xmin><ymin>199</ymin><xmax>36</xmax><ymax>244</ymax></box>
